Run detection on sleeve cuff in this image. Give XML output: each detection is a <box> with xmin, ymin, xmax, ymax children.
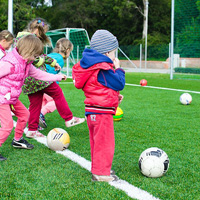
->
<box><xmin>50</xmin><ymin>59</ymin><xmax>57</xmax><ymax>67</ymax></box>
<box><xmin>34</xmin><ymin>57</ymin><xmax>45</xmax><ymax>67</ymax></box>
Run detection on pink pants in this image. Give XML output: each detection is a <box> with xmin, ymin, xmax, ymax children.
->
<box><xmin>41</xmin><ymin>94</ymin><xmax>56</xmax><ymax>115</ymax></box>
<box><xmin>87</xmin><ymin>114</ymin><xmax>115</xmax><ymax>176</ymax></box>
<box><xmin>0</xmin><ymin>100</ymin><xmax>29</xmax><ymax>147</ymax></box>
<box><xmin>28</xmin><ymin>82</ymin><xmax>73</xmax><ymax>131</ymax></box>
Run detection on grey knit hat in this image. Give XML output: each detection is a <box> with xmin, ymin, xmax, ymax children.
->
<box><xmin>90</xmin><ymin>30</ymin><xmax>119</xmax><ymax>54</ymax></box>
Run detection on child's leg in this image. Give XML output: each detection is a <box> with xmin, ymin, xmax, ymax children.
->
<box><xmin>41</xmin><ymin>94</ymin><xmax>56</xmax><ymax>115</ymax></box>
<box><xmin>43</xmin><ymin>82</ymin><xmax>73</xmax><ymax>121</ymax></box>
<box><xmin>28</xmin><ymin>91</ymin><xmax>43</xmax><ymax>131</ymax></box>
<box><xmin>87</xmin><ymin>114</ymin><xmax>115</xmax><ymax>176</ymax></box>
<box><xmin>0</xmin><ymin>104</ymin><xmax>13</xmax><ymax>147</ymax></box>
<box><xmin>12</xmin><ymin>100</ymin><xmax>29</xmax><ymax>140</ymax></box>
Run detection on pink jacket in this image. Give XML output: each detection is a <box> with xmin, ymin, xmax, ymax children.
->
<box><xmin>0</xmin><ymin>48</ymin><xmax>63</xmax><ymax>104</ymax></box>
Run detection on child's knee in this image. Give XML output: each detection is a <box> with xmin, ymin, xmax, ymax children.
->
<box><xmin>19</xmin><ymin>109</ymin><xmax>30</xmax><ymax>122</ymax></box>
<box><xmin>5</xmin><ymin>119</ymin><xmax>14</xmax><ymax>133</ymax></box>
<box><xmin>23</xmin><ymin>109</ymin><xmax>30</xmax><ymax>121</ymax></box>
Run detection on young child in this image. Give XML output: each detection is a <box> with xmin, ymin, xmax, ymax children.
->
<box><xmin>72</xmin><ymin>30</ymin><xmax>125</xmax><ymax>182</ymax></box>
<box><xmin>0</xmin><ymin>35</ymin><xmax>67</xmax><ymax>161</ymax></box>
<box><xmin>0</xmin><ymin>30</ymin><xmax>14</xmax><ymax>59</ymax></box>
<box><xmin>15</xmin><ymin>18</ymin><xmax>85</xmax><ymax>138</ymax></box>
<box><xmin>39</xmin><ymin>38</ymin><xmax>73</xmax><ymax>129</ymax></box>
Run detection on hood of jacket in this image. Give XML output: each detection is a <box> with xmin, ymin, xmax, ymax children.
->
<box><xmin>72</xmin><ymin>49</ymin><xmax>114</xmax><ymax>89</ymax></box>
<box><xmin>80</xmin><ymin>48</ymin><xmax>113</xmax><ymax>69</ymax></box>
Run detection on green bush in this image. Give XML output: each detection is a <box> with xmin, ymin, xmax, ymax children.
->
<box><xmin>174</xmin><ymin>67</ymin><xmax>200</xmax><ymax>74</ymax></box>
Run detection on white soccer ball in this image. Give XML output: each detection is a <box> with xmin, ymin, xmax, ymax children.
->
<box><xmin>180</xmin><ymin>93</ymin><xmax>192</xmax><ymax>105</ymax></box>
<box><xmin>138</xmin><ymin>147</ymin><xmax>170</xmax><ymax>178</ymax></box>
<box><xmin>47</xmin><ymin>128</ymin><xmax>70</xmax><ymax>151</ymax></box>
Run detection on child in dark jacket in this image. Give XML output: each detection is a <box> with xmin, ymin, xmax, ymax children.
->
<box><xmin>72</xmin><ymin>30</ymin><xmax>125</xmax><ymax>182</ymax></box>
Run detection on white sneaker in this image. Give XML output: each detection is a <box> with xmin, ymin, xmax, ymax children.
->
<box><xmin>92</xmin><ymin>174</ymin><xmax>119</xmax><ymax>182</ymax></box>
<box><xmin>26</xmin><ymin>130</ymin><xmax>45</xmax><ymax>138</ymax></box>
<box><xmin>65</xmin><ymin>117</ymin><xmax>85</xmax><ymax>127</ymax></box>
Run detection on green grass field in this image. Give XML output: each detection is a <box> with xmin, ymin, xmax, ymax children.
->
<box><xmin>0</xmin><ymin>73</ymin><xmax>200</xmax><ymax>200</ymax></box>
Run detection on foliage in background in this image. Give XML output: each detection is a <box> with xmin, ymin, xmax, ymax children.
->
<box><xmin>174</xmin><ymin>0</ymin><xmax>200</xmax><ymax>58</ymax></box>
<box><xmin>0</xmin><ymin>0</ymin><xmax>171</xmax><ymax>46</ymax></box>
<box><xmin>0</xmin><ymin>0</ymin><xmax>36</xmax><ymax>36</ymax></box>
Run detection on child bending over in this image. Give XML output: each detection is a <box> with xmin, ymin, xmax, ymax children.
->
<box><xmin>0</xmin><ymin>35</ymin><xmax>66</xmax><ymax>161</ymax></box>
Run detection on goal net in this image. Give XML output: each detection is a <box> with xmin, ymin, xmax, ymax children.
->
<box><xmin>172</xmin><ymin>0</ymin><xmax>200</xmax><ymax>80</ymax></box>
<box><xmin>45</xmin><ymin>28</ymin><xmax>90</xmax><ymax>77</ymax></box>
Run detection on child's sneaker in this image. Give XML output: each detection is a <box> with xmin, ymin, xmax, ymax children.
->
<box><xmin>39</xmin><ymin>113</ymin><xmax>47</xmax><ymax>128</ymax></box>
<box><xmin>26</xmin><ymin>130</ymin><xmax>45</xmax><ymax>138</ymax></box>
<box><xmin>110</xmin><ymin>169</ymin><xmax>115</xmax><ymax>175</ymax></box>
<box><xmin>11</xmin><ymin>138</ymin><xmax>34</xmax><ymax>149</ymax></box>
<box><xmin>0</xmin><ymin>154</ymin><xmax>7</xmax><ymax>161</ymax></box>
<box><xmin>65</xmin><ymin>117</ymin><xmax>85</xmax><ymax>127</ymax></box>
<box><xmin>92</xmin><ymin>174</ymin><xmax>119</xmax><ymax>182</ymax></box>
<box><xmin>38</xmin><ymin>125</ymin><xmax>44</xmax><ymax>131</ymax></box>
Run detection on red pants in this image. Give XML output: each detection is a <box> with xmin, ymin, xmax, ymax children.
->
<box><xmin>87</xmin><ymin>114</ymin><xmax>115</xmax><ymax>176</ymax></box>
<box><xmin>28</xmin><ymin>82</ymin><xmax>73</xmax><ymax>131</ymax></box>
<box><xmin>0</xmin><ymin>100</ymin><xmax>29</xmax><ymax>146</ymax></box>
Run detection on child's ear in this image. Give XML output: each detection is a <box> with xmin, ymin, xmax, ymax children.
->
<box><xmin>2</xmin><ymin>39</ymin><xmax>6</xmax><ymax>43</ymax></box>
<box><xmin>105</xmin><ymin>52</ymin><xmax>109</xmax><ymax>56</ymax></box>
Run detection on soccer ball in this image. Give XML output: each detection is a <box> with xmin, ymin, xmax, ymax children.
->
<box><xmin>140</xmin><ymin>79</ymin><xmax>147</xmax><ymax>86</ymax></box>
<box><xmin>47</xmin><ymin>128</ymin><xmax>70</xmax><ymax>151</ymax></box>
<box><xmin>180</xmin><ymin>93</ymin><xmax>192</xmax><ymax>105</ymax></box>
<box><xmin>113</xmin><ymin>107</ymin><xmax>123</xmax><ymax>121</ymax></box>
<box><xmin>138</xmin><ymin>147</ymin><xmax>170</xmax><ymax>178</ymax></box>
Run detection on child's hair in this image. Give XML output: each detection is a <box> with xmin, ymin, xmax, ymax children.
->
<box><xmin>53</xmin><ymin>38</ymin><xmax>73</xmax><ymax>58</ymax></box>
<box><xmin>16</xmin><ymin>34</ymin><xmax>43</xmax><ymax>59</ymax></box>
<box><xmin>27</xmin><ymin>18</ymin><xmax>50</xmax><ymax>44</ymax></box>
<box><xmin>0</xmin><ymin>30</ymin><xmax>14</xmax><ymax>42</ymax></box>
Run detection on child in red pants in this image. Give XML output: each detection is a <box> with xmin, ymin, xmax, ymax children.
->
<box><xmin>15</xmin><ymin>18</ymin><xmax>85</xmax><ymax>138</ymax></box>
<box><xmin>72</xmin><ymin>30</ymin><xmax>125</xmax><ymax>182</ymax></box>
<box><xmin>0</xmin><ymin>35</ymin><xmax>67</xmax><ymax>161</ymax></box>
<box><xmin>39</xmin><ymin>38</ymin><xmax>74</xmax><ymax>129</ymax></box>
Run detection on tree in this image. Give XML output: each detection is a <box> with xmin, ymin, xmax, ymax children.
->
<box><xmin>0</xmin><ymin>0</ymin><xmax>36</xmax><ymax>35</ymax></box>
<box><xmin>0</xmin><ymin>0</ymin><xmax>172</xmax><ymax>46</ymax></box>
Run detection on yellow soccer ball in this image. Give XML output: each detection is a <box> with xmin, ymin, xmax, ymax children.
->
<box><xmin>113</xmin><ymin>107</ymin><xmax>123</xmax><ymax>121</ymax></box>
<box><xmin>47</xmin><ymin>128</ymin><xmax>70</xmax><ymax>151</ymax></box>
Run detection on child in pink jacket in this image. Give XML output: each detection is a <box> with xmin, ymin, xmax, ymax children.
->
<box><xmin>0</xmin><ymin>34</ymin><xmax>66</xmax><ymax>161</ymax></box>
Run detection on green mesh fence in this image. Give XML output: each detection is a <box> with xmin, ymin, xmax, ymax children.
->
<box><xmin>45</xmin><ymin>28</ymin><xmax>90</xmax><ymax>77</ymax></box>
<box><xmin>173</xmin><ymin>0</ymin><xmax>200</xmax><ymax>80</ymax></box>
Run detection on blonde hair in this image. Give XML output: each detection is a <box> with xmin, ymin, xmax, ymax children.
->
<box><xmin>53</xmin><ymin>38</ymin><xmax>73</xmax><ymax>58</ymax></box>
<box><xmin>0</xmin><ymin>30</ymin><xmax>14</xmax><ymax>42</ymax></box>
<box><xmin>27</xmin><ymin>18</ymin><xmax>50</xmax><ymax>44</ymax></box>
<box><xmin>16</xmin><ymin>35</ymin><xmax>43</xmax><ymax>59</ymax></box>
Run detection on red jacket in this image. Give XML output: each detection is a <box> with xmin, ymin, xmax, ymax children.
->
<box><xmin>72</xmin><ymin>61</ymin><xmax>119</xmax><ymax>114</ymax></box>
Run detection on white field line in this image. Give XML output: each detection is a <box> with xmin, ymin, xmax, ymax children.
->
<box><xmin>125</xmin><ymin>83</ymin><xmax>200</xmax><ymax>94</ymax></box>
<box><xmin>60</xmin><ymin>82</ymin><xmax>200</xmax><ymax>94</ymax></box>
<box><xmin>12</xmin><ymin>121</ymin><xmax>160</xmax><ymax>200</ymax></box>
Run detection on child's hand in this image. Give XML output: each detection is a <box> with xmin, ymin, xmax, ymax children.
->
<box><xmin>118</xmin><ymin>94</ymin><xmax>123</xmax><ymax>104</ymax></box>
<box><xmin>113</xmin><ymin>58</ymin><xmax>120</xmax><ymax>69</ymax></box>
<box><xmin>55</xmin><ymin>63</ymin><xmax>61</xmax><ymax>71</ymax></box>
<box><xmin>61</xmin><ymin>75</ymin><xmax>67</xmax><ymax>80</ymax></box>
